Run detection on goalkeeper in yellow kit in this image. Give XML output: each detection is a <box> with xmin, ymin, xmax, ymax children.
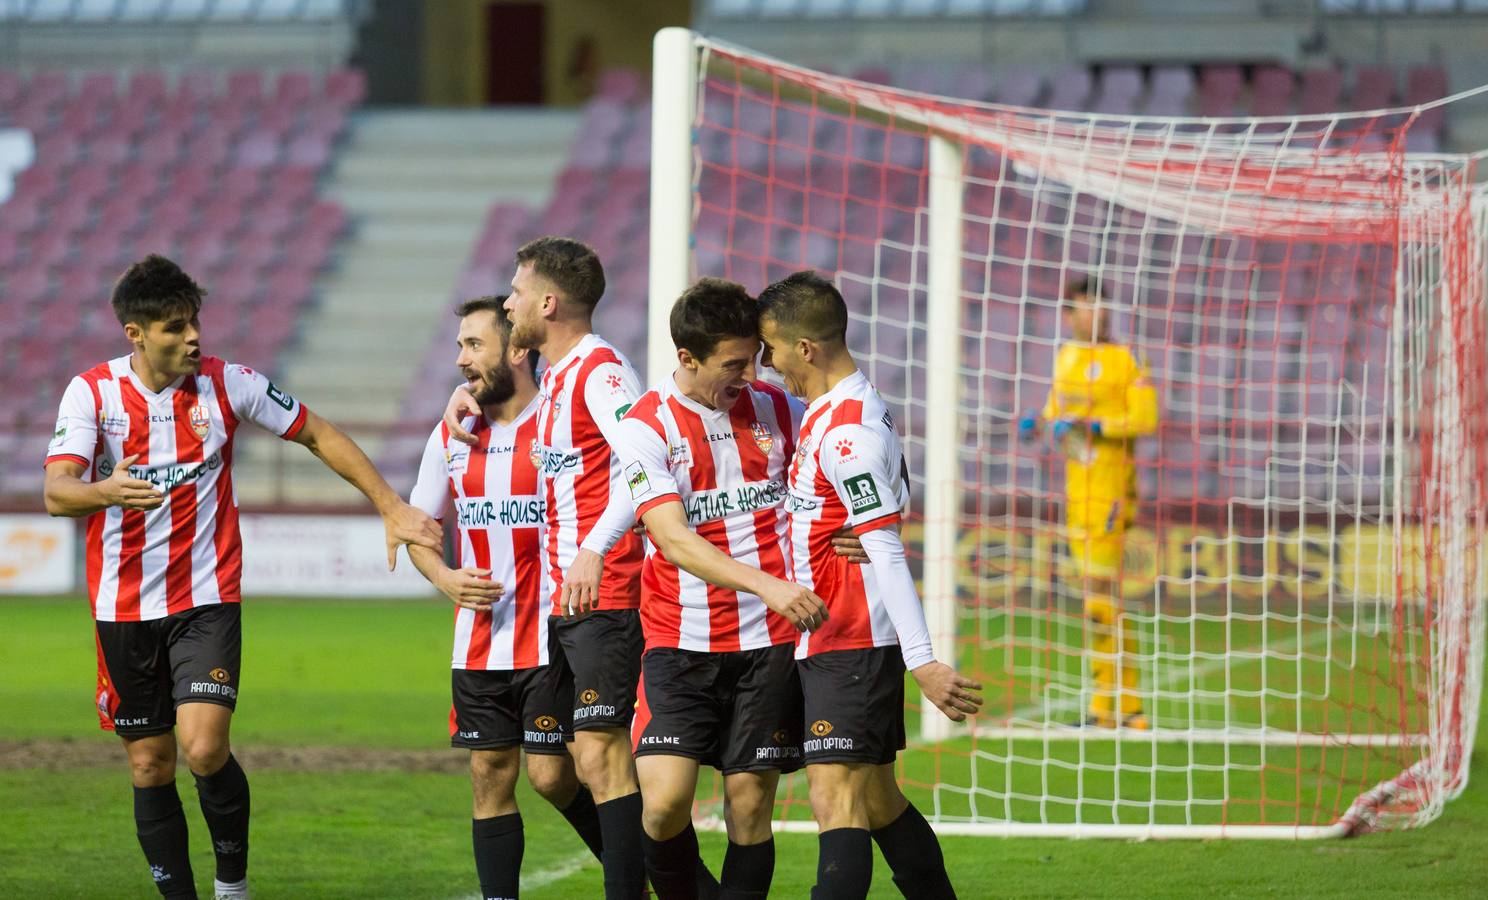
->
<box><xmin>1019</xmin><ymin>277</ymin><xmax>1159</xmax><ymax>729</ymax></box>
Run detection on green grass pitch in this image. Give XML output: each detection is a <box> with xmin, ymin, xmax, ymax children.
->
<box><xmin>1</xmin><ymin>596</ymin><xmax>1484</xmax><ymax>898</ymax></box>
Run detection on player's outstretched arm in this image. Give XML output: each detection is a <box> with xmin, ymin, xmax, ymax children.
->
<box><xmin>406</xmin><ymin>541</ymin><xmax>504</xmax><ymax>612</ymax></box>
<box><xmin>43</xmin><ymin>455</ymin><xmax>163</xmax><ymax>517</ymax></box>
<box><xmin>641</xmin><ymin>500</ymin><xmax>828</xmax><ymax>632</ymax></box>
<box><xmin>858</xmin><ymin>526</ymin><xmax>984</xmax><ymax>722</ymax></box>
<box><xmin>441</xmin><ymin>386</ymin><xmax>483</xmax><ymax>446</ymax></box>
<box><xmin>290</xmin><ymin>410</ymin><xmax>443</xmax><ymax>569</ymax></box>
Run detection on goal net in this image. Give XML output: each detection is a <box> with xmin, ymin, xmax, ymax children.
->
<box><xmin>648</xmin><ymin>30</ymin><xmax>1486</xmax><ymax>837</ymax></box>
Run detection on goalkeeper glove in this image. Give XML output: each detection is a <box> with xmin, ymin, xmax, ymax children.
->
<box><xmin>1017</xmin><ymin>411</ymin><xmax>1040</xmax><ymax>439</ymax></box>
<box><xmin>1051</xmin><ymin>418</ymin><xmax>1101</xmax><ymax>441</ymax></box>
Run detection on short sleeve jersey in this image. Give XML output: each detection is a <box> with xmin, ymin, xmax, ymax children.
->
<box><xmin>409</xmin><ymin>394</ymin><xmax>549</xmax><ymax>671</ymax></box>
<box><xmin>44</xmin><ymin>356</ymin><xmax>308</xmax><ymax>622</ymax></box>
<box><xmin>532</xmin><ymin>334</ymin><xmax>645</xmax><ymax>614</ymax></box>
<box><xmin>785</xmin><ymin>370</ymin><xmax>912</xmax><ymax>659</ymax></box>
<box><xmin>612</xmin><ymin>377</ymin><xmax>803</xmax><ymax>653</ymax></box>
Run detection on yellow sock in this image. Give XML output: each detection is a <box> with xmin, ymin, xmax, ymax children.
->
<box><xmin>1084</xmin><ymin>595</ymin><xmax>1117</xmax><ymax>721</ymax></box>
<box><xmin>1085</xmin><ymin>594</ymin><xmax>1144</xmax><ymax>721</ymax></box>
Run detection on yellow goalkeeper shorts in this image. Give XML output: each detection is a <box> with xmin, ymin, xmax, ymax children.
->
<box><xmin>1067</xmin><ymin>498</ymin><xmax>1126</xmax><ymax>578</ymax></box>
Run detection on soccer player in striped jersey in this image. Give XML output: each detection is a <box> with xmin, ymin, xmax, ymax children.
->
<box><xmin>42</xmin><ymin>255</ymin><xmax>443</xmax><ymax>900</ymax></box>
<box><xmin>408</xmin><ymin>295</ymin><xmax>610</xmax><ymax>900</ymax></box>
<box><xmin>445</xmin><ymin>237</ymin><xmax>651</xmax><ymax>899</ymax></box>
<box><xmin>590</xmin><ymin>279</ymin><xmax>837</xmax><ymax>899</ymax></box>
<box><xmin>757</xmin><ymin>271</ymin><xmax>984</xmax><ymax>900</ymax></box>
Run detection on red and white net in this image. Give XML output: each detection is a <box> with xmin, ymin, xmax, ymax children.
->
<box><xmin>681</xmin><ymin>39</ymin><xmax>1485</xmax><ymax>835</ymax></box>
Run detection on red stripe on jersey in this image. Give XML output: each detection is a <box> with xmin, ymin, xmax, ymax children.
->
<box><xmin>631</xmin><ymin>669</ymin><xmax>653</xmax><ymax>753</ymax></box>
<box><xmin>204</xmin><ymin>360</ymin><xmax>242</xmax><ymax>603</ymax></box>
<box><xmin>461</xmin><ymin>418</ymin><xmax>494</xmax><ymax>669</ymax></box>
<box><xmin>728</xmin><ymin>392</ymin><xmax>793</xmax><ymax>645</ymax></box>
<box><xmin>853</xmin><ymin>512</ymin><xmax>902</xmax><ymax>535</ymax></box>
<box><xmin>668</xmin><ymin>398</ymin><xmax>738</xmax><ymax>649</ymax></box>
<box><xmin>94</xmin><ymin>629</ymin><xmax>118</xmax><ymax>731</ymax></box>
<box><xmin>641</xmin><ymin>554</ymin><xmax>684</xmax><ymax>651</ymax></box>
<box><xmin>164</xmin><ymin>380</ymin><xmax>205</xmax><ymax>615</ymax></box>
<box><xmin>635</xmin><ymin>492</ymin><xmax>682</xmax><ymax>520</ymax></box>
<box><xmin>571</xmin><ymin>351</ymin><xmax>642</xmax><ymax>611</ymax></box>
<box><xmin>82</xmin><ymin>369</ymin><xmax>109</xmax><ymax>613</ymax></box>
<box><xmin>509</xmin><ymin>413</ymin><xmax>542</xmax><ymax>669</ymax></box>
<box><xmin>758</xmin><ymin>381</ymin><xmax>797</xmax><ymax>464</ymax></box>
<box><xmin>540</xmin><ymin>358</ymin><xmax>578</xmax><ymax>607</ymax></box>
<box><xmin>807</xmin><ymin>400</ymin><xmax>876</xmax><ymax>649</ymax></box>
<box><xmin>114</xmin><ymin>378</ymin><xmax>152</xmax><ymax>622</ymax></box>
<box><xmin>627</xmin><ymin>391</ymin><xmax>668</xmax><ymax>439</ymax></box>
<box><xmin>44</xmin><ymin>453</ymin><xmax>90</xmax><ymax>468</ymax></box>
<box><xmin>280</xmin><ymin>404</ymin><xmax>309</xmax><ymax>441</ymax></box>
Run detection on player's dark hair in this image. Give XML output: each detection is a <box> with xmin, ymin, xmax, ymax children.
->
<box><xmin>515</xmin><ymin>236</ymin><xmax>606</xmax><ymax>311</ymax></box>
<box><xmin>670</xmin><ymin>278</ymin><xmax>758</xmax><ymax>362</ymax></box>
<box><xmin>756</xmin><ymin>270</ymin><xmax>848</xmax><ymax>344</ymax></box>
<box><xmin>111</xmin><ymin>254</ymin><xmax>205</xmax><ymax>327</ymax></box>
<box><xmin>455</xmin><ymin>294</ymin><xmax>539</xmax><ymax>378</ymax></box>
<box><xmin>1062</xmin><ymin>275</ymin><xmax>1110</xmax><ymax>305</ymax></box>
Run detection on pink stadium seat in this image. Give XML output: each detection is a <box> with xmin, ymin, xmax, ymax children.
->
<box><xmin>226</xmin><ymin>70</ymin><xmax>264</xmax><ymax>107</ymax></box>
<box><xmin>284</xmin><ymin>130</ymin><xmax>332</xmax><ymax>168</ymax></box>
<box><xmin>1250</xmin><ymin>66</ymin><xmax>1294</xmax><ymax>117</ymax></box>
<box><xmin>0</xmin><ymin>69</ymin><xmax>22</xmax><ymax>106</ymax></box>
<box><xmin>1351</xmin><ymin>65</ymin><xmax>1396</xmax><ymax>110</ymax></box>
<box><xmin>275</xmin><ymin>70</ymin><xmax>315</xmax><ymax>107</ymax></box>
<box><xmin>324</xmin><ymin>68</ymin><xmax>367</xmax><ymax>107</ymax></box>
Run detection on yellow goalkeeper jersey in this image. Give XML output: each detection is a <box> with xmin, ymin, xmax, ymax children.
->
<box><xmin>1041</xmin><ymin>341</ymin><xmax>1159</xmax><ymax>505</ymax></box>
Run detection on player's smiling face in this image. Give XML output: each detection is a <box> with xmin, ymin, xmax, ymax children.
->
<box><xmin>456</xmin><ymin>310</ymin><xmax>516</xmax><ymax>406</ymax></box>
<box><xmin>758</xmin><ymin>317</ymin><xmax>807</xmax><ymax>398</ymax></box>
<box><xmin>504</xmin><ymin>262</ymin><xmax>549</xmax><ymax>351</ymax></box>
<box><xmin>681</xmin><ymin>334</ymin><xmax>759</xmax><ymax>410</ymax></box>
<box><xmin>128</xmin><ymin>310</ymin><xmax>203</xmax><ymax>381</ymax></box>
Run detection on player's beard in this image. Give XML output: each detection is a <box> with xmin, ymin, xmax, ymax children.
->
<box><xmin>471</xmin><ymin>359</ymin><xmax>516</xmax><ymax>406</ymax></box>
<box><xmin>507</xmin><ymin>308</ymin><xmax>545</xmax><ymax>352</ymax></box>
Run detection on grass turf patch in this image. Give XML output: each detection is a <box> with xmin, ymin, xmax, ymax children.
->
<box><xmin>2</xmin><ymin>595</ymin><xmax>1485</xmax><ymax>898</ymax></box>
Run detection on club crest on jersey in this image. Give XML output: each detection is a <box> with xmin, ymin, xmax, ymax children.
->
<box><xmin>1085</xmin><ymin>361</ymin><xmax>1103</xmax><ymax>381</ymax></box>
<box><xmin>528</xmin><ymin>439</ymin><xmax>543</xmax><ymax>470</ymax></box>
<box><xmin>188</xmin><ymin>404</ymin><xmax>211</xmax><ymax>438</ymax></box>
<box><xmin>751</xmin><ymin>421</ymin><xmax>774</xmax><ymax>454</ymax></box>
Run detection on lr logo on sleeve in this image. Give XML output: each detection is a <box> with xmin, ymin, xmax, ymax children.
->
<box><xmin>843</xmin><ymin>473</ymin><xmax>882</xmax><ymax>515</ymax></box>
<box><xmin>266</xmin><ymin>382</ymin><xmax>295</xmax><ymax>411</ymax></box>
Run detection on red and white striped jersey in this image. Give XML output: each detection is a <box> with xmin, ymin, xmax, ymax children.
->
<box><xmin>410</xmin><ymin>395</ymin><xmax>549</xmax><ymax>671</ymax></box>
<box><xmin>534</xmin><ymin>333</ymin><xmax>645</xmax><ymax>614</ymax></box>
<box><xmin>613</xmin><ymin>377</ymin><xmax>803</xmax><ymax>652</ymax></box>
<box><xmin>44</xmin><ymin>356</ymin><xmax>308</xmax><ymax>623</ymax></box>
<box><xmin>786</xmin><ymin>370</ymin><xmax>912</xmax><ymax>659</ymax></box>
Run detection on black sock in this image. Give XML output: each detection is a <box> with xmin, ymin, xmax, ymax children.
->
<box><xmin>472</xmin><ymin>813</ymin><xmax>523</xmax><ymax>900</ymax></box>
<box><xmin>558</xmin><ymin>785</ymin><xmax>605</xmax><ymax>861</ymax></box>
<box><xmin>696</xmin><ymin>854</ymin><xmax>721</xmax><ymax>900</ymax></box>
<box><xmin>134</xmin><ymin>782</ymin><xmax>197</xmax><ymax>899</ymax></box>
<box><xmin>596</xmin><ymin>793</ymin><xmax>646</xmax><ymax>900</ymax></box>
<box><xmin>719</xmin><ymin>838</ymin><xmax>773</xmax><ymax>899</ymax></box>
<box><xmin>810</xmin><ymin>828</ymin><xmax>871</xmax><ymax>900</ymax></box>
<box><xmin>871</xmin><ymin>804</ymin><xmax>955</xmax><ymax>900</ymax></box>
<box><xmin>640</xmin><ymin>822</ymin><xmax>700</xmax><ymax>899</ymax></box>
<box><xmin>192</xmin><ymin>753</ymin><xmax>250</xmax><ymax>884</ymax></box>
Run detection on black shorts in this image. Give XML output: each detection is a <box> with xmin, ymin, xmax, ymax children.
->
<box><xmin>632</xmin><ymin>644</ymin><xmax>804</xmax><ymax>775</ymax></box>
<box><xmin>798</xmin><ymin>646</ymin><xmax>907</xmax><ymax>766</ymax></box>
<box><xmin>449</xmin><ymin>658</ymin><xmax>574</xmax><ymax>754</ymax></box>
<box><xmin>94</xmin><ymin>603</ymin><xmax>242</xmax><ymax>737</ymax></box>
<box><xmin>550</xmin><ymin>610</ymin><xmax>643</xmax><ymax>731</ymax></box>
